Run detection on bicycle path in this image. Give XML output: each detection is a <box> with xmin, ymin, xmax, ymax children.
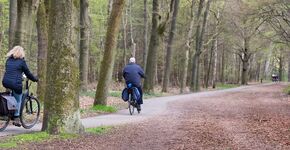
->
<box><xmin>0</xmin><ymin>84</ymin><xmax>266</xmax><ymax>137</ymax></box>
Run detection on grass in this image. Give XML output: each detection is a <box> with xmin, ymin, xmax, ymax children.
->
<box><xmin>143</xmin><ymin>92</ymin><xmax>163</xmax><ymax>99</ymax></box>
<box><xmin>91</xmin><ymin>105</ymin><xmax>117</xmax><ymax>113</ymax></box>
<box><xmin>0</xmin><ymin>132</ymin><xmax>78</xmax><ymax>149</ymax></box>
<box><xmin>283</xmin><ymin>85</ymin><xmax>290</xmax><ymax>95</ymax></box>
<box><xmin>0</xmin><ymin>127</ymin><xmax>111</xmax><ymax>149</ymax></box>
<box><xmin>85</xmin><ymin>126</ymin><xmax>112</xmax><ymax>134</ymax></box>
<box><xmin>80</xmin><ymin>90</ymin><xmax>122</xmax><ymax>98</ymax></box>
<box><xmin>216</xmin><ymin>83</ymin><xmax>240</xmax><ymax>90</ymax></box>
<box><xmin>80</xmin><ymin>104</ymin><xmax>117</xmax><ymax>114</ymax></box>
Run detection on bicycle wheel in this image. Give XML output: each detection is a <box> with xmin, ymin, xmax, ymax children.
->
<box><xmin>20</xmin><ymin>97</ymin><xmax>40</xmax><ymax>129</ymax></box>
<box><xmin>128</xmin><ymin>95</ymin><xmax>135</xmax><ymax>115</ymax></box>
<box><xmin>0</xmin><ymin>116</ymin><xmax>9</xmax><ymax>131</ymax></box>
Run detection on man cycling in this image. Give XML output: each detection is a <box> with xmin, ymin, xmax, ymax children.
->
<box><xmin>122</xmin><ymin>57</ymin><xmax>145</xmax><ymax>111</ymax></box>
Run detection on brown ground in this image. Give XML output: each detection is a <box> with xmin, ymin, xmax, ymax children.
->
<box><xmin>16</xmin><ymin>83</ymin><xmax>290</xmax><ymax>149</ymax></box>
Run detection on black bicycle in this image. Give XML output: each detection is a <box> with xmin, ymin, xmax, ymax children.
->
<box><xmin>127</xmin><ymin>86</ymin><xmax>140</xmax><ymax>115</ymax></box>
<box><xmin>0</xmin><ymin>78</ymin><xmax>40</xmax><ymax>131</ymax></box>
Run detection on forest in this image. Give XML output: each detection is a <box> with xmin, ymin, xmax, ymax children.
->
<box><xmin>0</xmin><ymin>0</ymin><xmax>289</xmax><ymax>135</ymax></box>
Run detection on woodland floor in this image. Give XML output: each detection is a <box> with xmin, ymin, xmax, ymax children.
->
<box><xmin>8</xmin><ymin>83</ymin><xmax>290</xmax><ymax>149</ymax></box>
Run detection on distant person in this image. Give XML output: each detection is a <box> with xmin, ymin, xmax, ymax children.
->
<box><xmin>272</xmin><ymin>74</ymin><xmax>278</xmax><ymax>82</ymax></box>
<box><xmin>2</xmin><ymin>46</ymin><xmax>38</xmax><ymax>127</ymax></box>
<box><xmin>122</xmin><ymin>57</ymin><xmax>145</xmax><ymax>111</ymax></box>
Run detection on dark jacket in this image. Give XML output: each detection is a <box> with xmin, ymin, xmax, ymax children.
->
<box><xmin>123</xmin><ymin>63</ymin><xmax>145</xmax><ymax>87</ymax></box>
<box><xmin>2</xmin><ymin>57</ymin><xmax>38</xmax><ymax>94</ymax></box>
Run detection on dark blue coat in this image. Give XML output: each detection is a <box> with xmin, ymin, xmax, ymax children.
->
<box><xmin>2</xmin><ymin>57</ymin><xmax>38</xmax><ymax>94</ymax></box>
<box><xmin>123</xmin><ymin>63</ymin><xmax>145</xmax><ymax>87</ymax></box>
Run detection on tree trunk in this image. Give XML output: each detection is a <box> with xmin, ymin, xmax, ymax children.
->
<box><xmin>191</xmin><ymin>0</ymin><xmax>211</xmax><ymax>92</ymax></box>
<box><xmin>108</xmin><ymin>0</ymin><xmax>113</xmax><ymax>15</ymax></box>
<box><xmin>9</xmin><ymin>0</ymin><xmax>17</xmax><ymax>49</ymax></box>
<box><xmin>14</xmin><ymin>0</ymin><xmax>39</xmax><ymax>52</ymax></box>
<box><xmin>129</xmin><ymin>0</ymin><xmax>136</xmax><ymax>57</ymax></box>
<box><xmin>122</xmin><ymin>9</ymin><xmax>127</xmax><ymax>71</ymax></box>
<box><xmin>212</xmin><ymin>9</ymin><xmax>219</xmax><ymax>88</ymax></box>
<box><xmin>143</xmin><ymin>0</ymin><xmax>160</xmax><ymax>93</ymax></box>
<box><xmin>36</xmin><ymin>0</ymin><xmax>48</xmax><ymax>131</ymax></box>
<box><xmin>220</xmin><ymin>47</ymin><xmax>225</xmax><ymax>83</ymax></box>
<box><xmin>212</xmin><ymin>37</ymin><xmax>218</xmax><ymax>88</ymax></box>
<box><xmin>241</xmin><ymin>37</ymin><xmax>250</xmax><ymax>85</ymax></box>
<box><xmin>162</xmin><ymin>0</ymin><xmax>180</xmax><ymax>92</ymax></box>
<box><xmin>288</xmin><ymin>53</ymin><xmax>290</xmax><ymax>82</ymax></box>
<box><xmin>143</xmin><ymin>0</ymin><xmax>148</xmax><ymax>70</ymax></box>
<box><xmin>180</xmin><ymin>0</ymin><xmax>194</xmax><ymax>93</ymax></box>
<box><xmin>94</xmin><ymin>0</ymin><xmax>125</xmax><ymax>105</ymax></box>
<box><xmin>279</xmin><ymin>54</ymin><xmax>283</xmax><ymax>81</ymax></box>
<box><xmin>44</xmin><ymin>0</ymin><xmax>84</xmax><ymax>134</ymax></box>
<box><xmin>206</xmin><ymin>41</ymin><xmax>213</xmax><ymax>88</ymax></box>
<box><xmin>79</xmin><ymin>0</ymin><xmax>90</xmax><ymax>91</ymax></box>
<box><xmin>0</xmin><ymin>4</ymin><xmax>2</xmax><ymax>53</ymax></box>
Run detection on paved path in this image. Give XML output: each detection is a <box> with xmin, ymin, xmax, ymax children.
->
<box><xmin>0</xmin><ymin>84</ymin><xmax>264</xmax><ymax>137</ymax></box>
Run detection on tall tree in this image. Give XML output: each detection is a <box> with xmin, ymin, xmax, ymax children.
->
<box><xmin>162</xmin><ymin>0</ymin><xmax>180</xmax><ymax>92</ymax></box>
<box><xmin>180</xmin><ymin>0</ymin><xmax>195</xmax><ymax>93</ymax></box>
<box><xmin>9</xmin><ymin>0</ymin><xmax>17</xmax><ymax>49</ymax></box>
<box><xmin>143</xmin><ymin>0</ymin><xmax>160</xmax><ymax>93</ymax></box>
<box><xmin>94</xmin><ymin>0</ymin><xmax>126</xmax><ymax>105</ymax></box>
<box><xmin>143</xmin><ymin>0</ymin><xmax>148</xmax><ymax>70</ymax></box>
<box><xmin>44</xmin><ymin>0</ymin><xmax>84</xmax><ymax>134</ymax></box>
<box><xmin>129</xmin><ymin>0</ymin><xmax>136</xmax><ymax>57</ymax></box>
<box><xmin>80</xmin><ymin>0</ymin><xmax>90</xmax><ymax>91</ymax></box>
<box><xmin>14</xmin><ymin>0</ymin><xmax>39</xmax><ymax>51</ymax></box>
<box><xmin>191</xmin><ymin>0</ymin><xmax>211</xmax><ymax>92</ymax></box>
<box><xmin>36</xmin><ymin>0</ymin><xmax>48</xmax><ymax>131</ymax></box>
<box><xmin>212</xmin><ymin>7</ymin><xmax>220</xmax><ymax>88</ymax></box>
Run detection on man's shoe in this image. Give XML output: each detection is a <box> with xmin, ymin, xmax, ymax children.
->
<box><xmin>136</xmin><ymin>104</ymin><xmax>141</xmax><ymax>112</ymax></box>
<box><xmin>12</xmin><ymin>117</ymin><xmax>21</xmax><ymax>127</ymax></box>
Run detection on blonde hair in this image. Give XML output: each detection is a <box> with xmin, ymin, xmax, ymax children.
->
<box><xmin>7</xmin><ymin>46</ymin><xmax>25</xmax><ymax>59</ymax></box>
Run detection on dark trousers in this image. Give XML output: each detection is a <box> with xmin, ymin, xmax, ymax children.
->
<box><xmin>136</xmin><ymin>86</ymin><xmax>143</xmax><ymax>105</ymax></box>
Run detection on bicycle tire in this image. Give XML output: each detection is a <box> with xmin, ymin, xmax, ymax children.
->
<box><xmin>20</xmin><ymin>97</ymin><xmax>40</xmax><ymax>129</ymax></box>
<box><xmin>0</xmin><ymin>116</ymin><xmax>9</xmax><ymax>132</ymax></box>
<box><xmin>128</xmin><ymin>94</ymin><xmax>135</xmax><ymax>115</ymax></box>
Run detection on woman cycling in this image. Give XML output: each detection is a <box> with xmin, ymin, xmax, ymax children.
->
<box><xmin>2</xmin><ymin>46</ymin><xmax>38</xmax><ymax>127</ymax></box>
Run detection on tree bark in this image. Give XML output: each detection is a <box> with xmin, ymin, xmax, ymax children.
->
<box><xmin>143</xmin><ymin>0</ymin><xmax>148</xmax><ymax>70</ymax></box>
<box><xmin>143</xmin><ymin>0</ymin><xmax>160</xmax><ymax>93</ymax></box>
<box><xmin>45</xmin><ymin>0</ymin><xmax>84</xmax><ymax>134</ymax></box>
<box><xmin>122</xmin><ymin>8</ymin><xmax>127</xmax><ymax>71</ymax></box>
<box><xmin>241</xmin><ymin>37</ymin><xmax>251</xmax><ymax>85</ymax></box>
<box><xmin>36</xmin><ymin>0</ymin><xmax>48</xmax><ymax>131</ymax></box>
<box><xmin>129</xmin><ymin>0</ymin><xmax>136</xmax><ymax>57</ymax></box>
<box><xmin>288</xmin><ymin>52</ymin><xmax>290</xmax><ymax>82</ymax></box>
<box><xmin>162</xmin><ymin>0</ymin><xmax>180</xmax><ymax>92</ymax></box>
<box><xmin>180</xmin><ymin>0</ymin><xmax>194</xmax><ymax>93</ymax></box>
<box><xmin>14</xmin><ymin>0</ymin><xmax>39</xmax><ymax>51</ymax></box>
<box><xmin>79</xmin><ymin>0</ymin><xmax>90</xmax><ymax>91</ymax></box>
<box><xmin>9</xmin><ymin>0</ymin><xmax>17</xmax><ymax>49</ymax></box>
<box><xmin>212</xmin><ymin>9</ymin><xmax>219</xmax><ymax>88</ymax></box>
<box><xmin>279</xmin><ymin>54</ymin><xmax>283</xmax><ymax>81</ymax></box>
<box><xmin>220</xmin><ymin>46</ymin><xmax>225</xmax><ymax>83</ymax></box>
<box><xmin>191</xmin><ymin>0</ymin><xmax>211</xmax><ymax>92</ymax></box>
<box><xmin>0</xmin><ymin>4</ymin><xmax>2</xmax><ymax>53</ymax></box>
<box><xmin>94</xmin><ymin>0</ymin><xmax>125</xmax><ymax>105</ymax></box>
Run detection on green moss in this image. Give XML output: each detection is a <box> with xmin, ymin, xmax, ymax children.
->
<box><xmin>0</xmin><ymin>132</ymin><xmax>79</xmax><ymax>149</ymax></box>
<box><xmin>86</xmin><ymin>126</ymin><xmax>112</xmax><ymax>134</ymax></box>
